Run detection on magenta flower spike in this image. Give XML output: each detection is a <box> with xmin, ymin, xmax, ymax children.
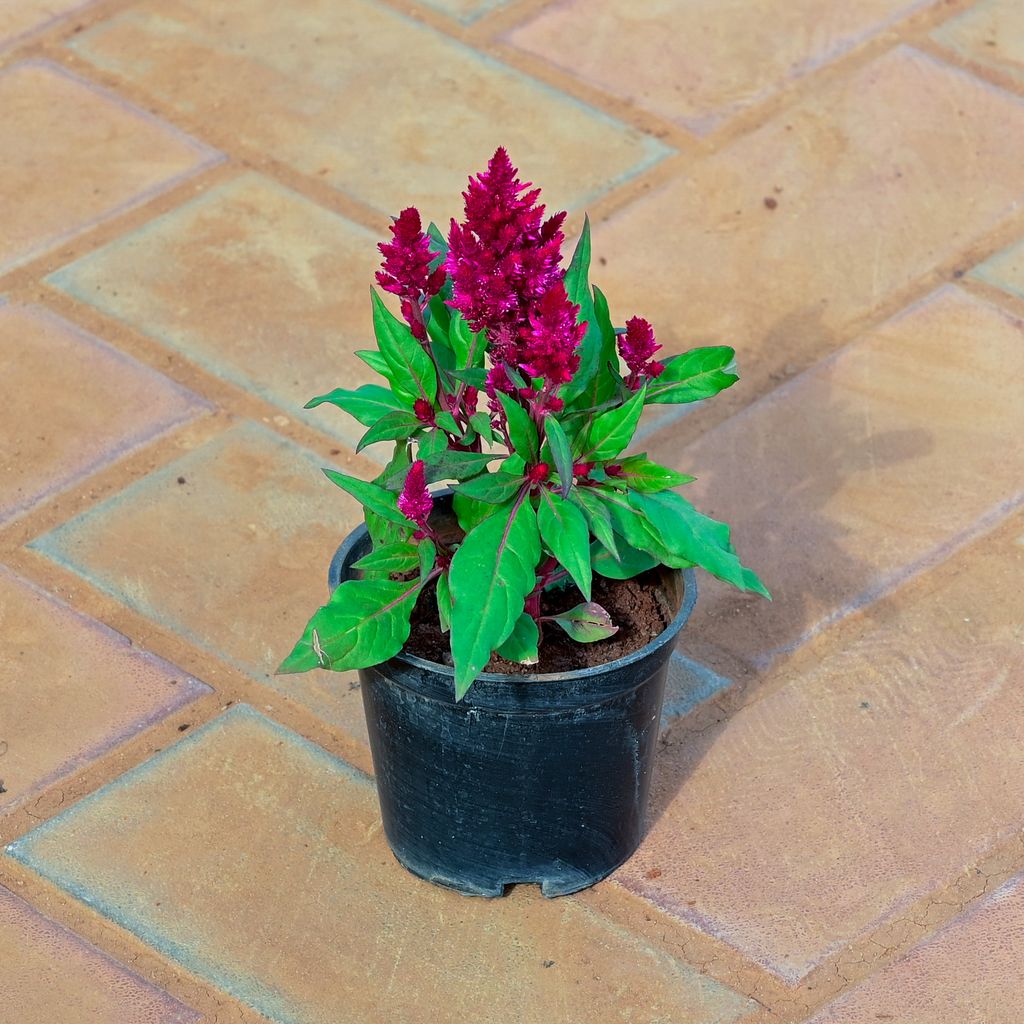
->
<box><xmin>376</xmin><ymin>207</ymin><xmax>446</xmax><ymax>341</ymax></box>
<box><xmin>618</xmin><ymin>316</ymin><xmax>665</xmax><ymax>390</ymax></box>
<box><xmin>397</xmin><ymin>460</ymin><xmax>433</xmax><ymax>531</ymax></box>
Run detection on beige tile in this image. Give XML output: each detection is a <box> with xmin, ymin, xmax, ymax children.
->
<box><xmin>31</xmin><ymin>422</ymin><xmax>372</xmax><ymax>748</ymax></box>
<box><xmin>67</xmin><ymin>0</ymin><xmax>667</xmax><ymax>220</ymax></box>
<box><xmin>932</xmin><ymin>0</ymin><xmax>1024</xmax><ymax>86</ymax></box>
<box><xmin>808</xmin><ymin>874</ymin><xmax>1024</xmax><ymax>1023</ymax></box>
<box><xmin>592</xmin><ymin>47</ymin><xmax>1024</xmax><ymax>396</ymax></box>
<box><xmin>0</xmin><ymin>885</ymin><xmax>199</xmax><ymax>1023</ymax></box>
<box><xmin>970</xmin><ymin>235</ymin><xmax>1024</xmax><ymax>301</ymax></box>
<box><xmin>507</xmin><ymin>0</ymin><xmax>928</xmax><ymax>133</ymax></box>
<box><xmin>0</xmin><ymin>304</ymin><xmax>208</xmax><ymax>525</ymax></box>
<box><xmin>617</xmin><ymin>514</ymin><xmax>1024</xmax><ymax>982</ymax></box>
<box><xmin>0</xmin><ymin>0</ymin><xmax>91</xmax><ymax>48</ymax></box>
<box><xmin>0</xmin><ymin>60</ymin><xmax>219</xmax><ymax>273</ymax></box>
<box><xmin>0</xmin><ymin>568</ymin><xmax>209</xmax><ymax>812</ymax></box>
<box><xmin>48</xmin><ymin>173</ymin><xmax>383</xmax><ymax>447</ymax></box>
<box><xmin>650</xmin><ymin>287</ymin><xmax>1024</xmax><ymax>664</ymax></box>
<box><xmin>8</xmin><ymin>705</ymin><xmax>755</xmax><ymax>1024</ymax></box>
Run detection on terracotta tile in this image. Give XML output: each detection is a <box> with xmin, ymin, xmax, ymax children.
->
<box><xmin>648</xmin><ymin>286</ymin><xmax>1024</xmax><ymax>665</ymax></box>
<box><xmin>0</xmin><ymin>885</ymin><xmax>199</xmax><ymax>1023</ymax></box>
<box><xmin>0</xmin><ymin>60</ymin><xmax>219</xmax><ymax>274</ymax></box>
<box><xmin>506</xmin><ymin>0</ymin><xmax>928</xmax><ymax>133</ymax></box>
<box><xmin>7</xmin><ymin>705</ymin><xmax>755</xmax><ymax>1024</ymax></box>
<box><xmin>591</xmin><ymin>47</ymin><xmax>1024</xmax><ymax>394</ymax></box>
<box><xmin>67</xmin><ymin>0</ymin><xmax>667</xmax><ymax>220</ymax></box>
<box><xmin>932</xmin><ymin>0</ymin><xmax>1024</xmax><ymax>86</ymax></box>
<box><xmin>0</xmin><ymin>1</ymin><xmax>92</xmax><ymax>49</ymax></box>
<box><xmin>0</xmin><ymin>567</ymin><xmax>209</xmax><ymax>811</ymax></box>
<box><xmin>30</xmin><ymin>422</ymin><xmax>371</xmax><ymax>746</ymax></box>
<box><xmin>0</xmin><ymin>304</ymin><xmax>209</xmax><ymax>526</ymax></box>
<box><xmin>970</xmin><ymin>235</ymin><xmax>1024</xmax><ymax>301</ymax></box>
<box><xmin>617</xmin><ymin>514</ymin><xmax>1024</xmax><ymax>982</ymax></box>
<box><xmin>48</xmin><ymin>172</ymin><xmax>383</xmax><ymax>448</ymax></box>
<box><xmin>808</xmin><ymin>874</ymin><xmax>1024</xmax><ymax>1023</ymax></box>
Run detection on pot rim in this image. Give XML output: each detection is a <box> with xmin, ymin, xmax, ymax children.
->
<box><xmin>328</xmin><ymin>514</ymin><xmax>697</xmax><ymax>687</ymax></box>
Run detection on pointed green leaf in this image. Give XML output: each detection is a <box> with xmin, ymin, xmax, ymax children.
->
<box><xmin>560</xmin><ymin>218</ymin><xmax>602</xmax><ymax>404</ymax></box>
<box><xmin>543</xmin><ymin>415</ymin><xmax>574</xmax><ymax>498</ymax></box>
<box><xmin>355</xmin><ymin>348</ymin><xmax>391</xmax><ymax>379</ymax></box>
<box><xmin>426</xmin><ymin>221</ymin><xmax>449</xmax><ymax>260</ymax></box>
<box><xmin>537</xmin><ymin>489</ymin><xmax>592</xmax><ymax>601</ymax></box>
<box><xmin>364</xmin><ymin>507</ymin><xmax>409</xmax><ymax>549</ymax></box>
<box><xmin>277</xmin><ymin>577</ymin><xmax>419</xmax><ymax>674</ymax></box>
<box><xmin>373</xmin><ymin>442</ymin><xmax>412</xmax><ymax>493</ymax></box>
<box><xmin>371</xmin><ymin>289</ymin><xmax>436</xmax><ymax>403</ymax></box>
<box><xmin>304</xmin><ymin>384</ymin><xmax>409</xmax><ymax>424</ymax></box>
<box><xmin>436</xmin><ymin>571</ymin><xmax>453</xmax><ymax>633</ymax></box>
<box><xmin>628</xmin><ymin>490</ymin><xmax>769</xmax><ymax>597</ymax></box>
<box><xmin>420</xmin><ymin>448</ymin><xmax>496</xmax><ymax>483</ymax></box>
<box><xmin>496</xmin><ymin>612</ymin><xmax>539</xmax><ymax>665</ymax></box>
<box><xmin>592</xmin><ymin>485</ymin><xmax>679</xmax><ymax>565</ymax></box>
<box><xmin>352</xmin><ymin>541</ymin><xmax>419</xmax><ymax>575</ymax></box>
<box><xmin>449</xmin><ymin>311</ymin><xmax>486</xmax><ymax>370</ymax></box>
<box><xmin>591</xmin><ymin>538</ymin><xmax>657</xmax><ymax>579</ymax></box>
<box><xmin>447</xmin><ymin>367</ymin><xmax>488</xmax><ymax>388</ymax></box>
<box><xmin>497</xmin><ymin>392</ymin><xmax>539</xmax><ymax>463</ymax></box>
<box><xmin>418</xmin><ymin>538</ymin><xmax>436</xmax><ymax>579</ymax></box>
<box><xmin>549</xmin><ymin>602</ymin><xmax>618</xmax><ymax>643</ymax></box>
<box><xmin>469</xmin><ymin>411</ymin><xmax>494</xmax><ymax>445</ymax></box>
<box><xmin>452</xmin><ymin>492</ymin><xmax>500</xmax><ymax>534</ymax></box>
<box><xmin>646</xmin><ymin>347</ymin><xmax>738</xmax><ymax>405</ymax></box>
<box><xmin>453</xmin><ymin>470</ymin><xmax>525</xmax><ymax>505</ymax></box>
<box><xmin>614</xmin><ymin>454</ymin><xmax>695</xmax><ymax>492</ymax></box>
<box><xmin>323</xmin><ymin>468</ymin><xmax>408</xmax><ymax>525</ymax></box>
<box><xmin>449</xmin><ymin>500</ymin><xmax>541</xmax><ymax>698</ymax></box>
<box><xmin>579</xmin><ymin>385</ymin><xmax>646</xmax><ymax>462</ymax></box>
<box><xmin>356</xmin><ymin>411</ymin><xmax>421</xmax><ymax>452</ymax></box>
<box><xmin>570</xmin><ymin>487</ymin><xmax>619</xmax><ymax>559</ymax></box>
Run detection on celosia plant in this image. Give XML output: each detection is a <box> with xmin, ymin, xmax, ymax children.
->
<box><xmin>280</xmin><ymin>148</ymin><xmax>768</xmax><ymax>699</ymax></box>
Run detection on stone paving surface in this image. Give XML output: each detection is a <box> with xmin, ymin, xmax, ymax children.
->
<box><xmin>1</xmin><ymin>1</ymin><xmax>1023</xmax><ymax>1022</ymax></box>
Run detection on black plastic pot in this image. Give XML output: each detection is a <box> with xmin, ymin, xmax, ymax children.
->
<box><xmin>328</xmin><ymin>496</ymin><xmax>697</xmax><ymax>898</ymax></box>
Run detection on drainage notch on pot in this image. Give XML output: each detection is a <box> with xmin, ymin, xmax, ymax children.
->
<box><xmin>330</xmin><ymin>494</ymin><xmax>697</xmax><ymax>898</ymax></box>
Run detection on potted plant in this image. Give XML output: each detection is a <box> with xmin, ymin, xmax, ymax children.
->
<box><xmin>279</xmin><ymin>148</ymin><xmax>768</xmax><ymax>897</ymax></box>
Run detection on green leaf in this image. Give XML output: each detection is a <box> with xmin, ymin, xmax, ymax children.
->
<box><xmin>570</xmin><ymin>487</ymin><xmax>619</xmax><ymax>559</ymax></box>
<box><xmin>497</xmin><ymin>392</ymin><xmax>539</xmax><ymax>463</ymax></box>
<box><xmin>416</xmin><ymin>429</ymin><xmax>449</xmax><ymax>462</ymax></box>
<box><xmin>495</xmin><ymin>612</ymin><xmax>539</xmax><ymax>665</ymax></box>
<box><xmin>591</xmin><ymin>538</ymin><xmax>657</xmax><ymax>579</ymax></box>
<box><xmin>323</xmin><ymin>468</ymin><xmax>408</xmax><ymax>525</ymax></box>
<box><xmin>371</xmin><ymin>289</ymin><xmax>437</xmax><ymax>403</ymax></box>
<box><xmin>449</xmin><ymin>501</ymin><xmax>541</xmax><ymax>698</ymax></box>
<box><xmin>365</xmin><ymin>507</ymin><xmax>409</xmax><ymax>549</ymax></box>
<box><xmin>420</xmin><ymin>448</ymin><xmax>496</xmax><ymax>483</ymax></box>
<box><xmin>434</xmin><ymin>410</ymin><xmax>460</xmax><ymax>435</ymax></box>
<box><xmin>373</xmin><ymin>442</ymin><xmax>412</xmax><ymax>492</ymax></box>
<box><xmin>592</xmin><ymin>485</ymin><xmax>678</xmax><ymax>565</ymax></box>
<box><xmin>559</xmin><ymin>218</ymin><xmax>603</xmax><ymax>404</ymax></box>
<box><xmin>426</xmin><ymin>221</ymin><xmax>449</xmax><ymax>260</ymax></box>
<box><xmin>614</xmin><ymin>454</ymin><xmax>695</xmax><ymax>492</ymax></box>
<box><xmin>447</xmin><ymin>367</ymin><xmax>488</xmax><ymax>388</ymax></box>
<box><xmin>537</xmin><ymin>490</ymin><xmax>592</xmax><ymax>601</ymax></box>
<box><xmin>436</xmin><ymin>571</ymin><xmax>453</xmax><ymax>633</ymax></box>
<box><xmin>304</xmin><ymin>384</ymin><xmax>409</xmax><ymax>425</ymax></box>
<box><xmin>548</xmin><ymin>602</ymin><xmax>618</xmax><ymax>643</ymax></box>
<box><xmin>355</xmin><ymin>348</ymin><xmax>392</xmax><ymax>379</ymax></box>
<box><xmin>453</xmin><ymin>470</ymin><xmax>525</xmax><ymax>505</ymax></box>
<box><xmin>418</xmin><ymin>538</ymin><xmax>436</xmax><ymax>578</ymax></box>
<box><xmin>579</xmin><ymin>385</ymin><xmax>646</xmax><ymax>462</ymax></box>
<box><xmin>502</xmin><ymin>453</ymin><xmax>526</xmax><ymax>477</ymax></box>
<box><xmin>452</xmin><ymin>492</ymin><xmax>498</xmax><ymax>534</ymax></box>
<box><xmin>277</xmin><ymin>577</ymin><xmax>419</xmax><ymax>674</ymax></box>
<box><xmin>356</xmin><ymin>411</ymin><xmax>421</xmax><ymax>452</ymax></box>
<box><xmin>449</xmin><ymin>311</ymin><xmax>486</xmax><ymax>370</ymax></box>
<box><xmin>469</xmin><ymin>411</ymin><xmax>494</xmax><ymax>445</ymax></box>
<box><xmin>646</xmin><ymin>347</ymin><xmax>738</xmax><ymax>405</ymax></box>
<box><xmin>628</xmin><ymin>490</ymin><xmax>769</xmax><ymax>597</ymax></box>
<box><xmin>543</xmin><ymin>415</ymin><xmax>574</xmax><ymax>498</ymax></box>
<box><xmin>352</xmin><ymin>542</ymin><xmax>419</xmax><ymax>575</ymax></box>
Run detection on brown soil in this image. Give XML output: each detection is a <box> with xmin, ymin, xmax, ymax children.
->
<box><xmin>404</xmin><ymin>569</ymin><xmax>673</xmax><ymax>675</ymax></box>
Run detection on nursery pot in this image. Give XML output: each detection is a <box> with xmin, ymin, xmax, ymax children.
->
<box><xmin>328</xmin><ymin>495</ymin><xmax>697</xmax><ymax>898</ymax></box>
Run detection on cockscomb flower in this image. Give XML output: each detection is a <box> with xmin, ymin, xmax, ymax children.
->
<box><xmin>397</xmin><ymin>460</ymin><xmax>433</xmax><ymax>532</ymax></box>
<box><xmin>413</xmin><ymin>398</ymin><xmax>435</xmax><ymax>425</ymax></box>
<box><xmin>484</xmin><ymin>363</ymin><xmax>514</xmax><ymax>415</ymax></box>
<box><xmin>618</xmin><ymin>316</ymin><xmax>665</xmax><ymax>390</ymax></box>
<box><xmin>518</xmin><ymin>283</ymin><xmax>586</xmax><ymax>387</ymax></box>
<box><xmin>445</xmin><ymin>148</ymin><xmax>566</xmax><ymax>340</ymax></box>
<box><xmin>376</xmin><ymin>207</ymin><xmax>446</xmax><ymax>341</ymax></box>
